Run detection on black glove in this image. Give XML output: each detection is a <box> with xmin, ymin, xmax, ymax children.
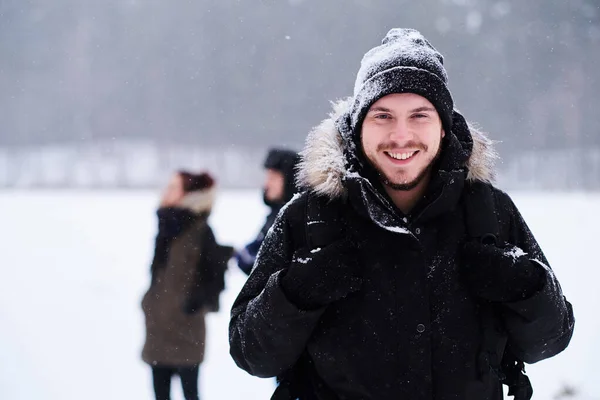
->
<box><xmin>281</xmin><ymin>239</ymin><xmax>362</xmax><ymax>310</ymax></box>
<box><xmin>461</xmin><ymin>241</ymin><xmax>546</xmax><ymax>303</ymax></box>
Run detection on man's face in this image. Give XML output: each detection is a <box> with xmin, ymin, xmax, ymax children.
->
<box><xmin>361</xmin><ymin>93</ymin><xmax>445</xmax><ymax>191</ymax></box>
<box><xmin>264</xmin><ymin>169</ymin><xmax>285</xmax><ymax>203</ymax></box>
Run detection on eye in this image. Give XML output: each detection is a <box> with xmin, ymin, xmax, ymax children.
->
<box><xmin>411</xmin><ymin>113</ymin><xmax>429</xmax><ymax>120</ymax></box>
<box><xmin>374</xmin><ymin>113</ymin><xmax>392</xmax><ymax>120</ymax></box>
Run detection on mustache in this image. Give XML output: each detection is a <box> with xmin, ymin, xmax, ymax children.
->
<box><xmin>376</xmin><ymin>141</ymin><xmax>427</xmax><ymax>152</ymax></box>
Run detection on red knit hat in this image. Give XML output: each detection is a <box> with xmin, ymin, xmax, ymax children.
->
<box><xmin>178</xmin><ymin>170</ymin><xmax>215</xmax><ymax>193</ymax></box>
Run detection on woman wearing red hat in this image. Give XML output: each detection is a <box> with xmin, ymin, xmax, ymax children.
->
<box><xmin>141</xmin><ymin>170</ymin><xmax>232</xmax><ymax>400</ymax></box>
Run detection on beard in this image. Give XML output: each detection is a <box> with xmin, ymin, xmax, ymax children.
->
<box><xmin>263</xmin><ymin>188</ymin><xmax>284</xmax><ymax>208</ymax></box>
<box><xmin>262</xmin><ymin>188</ymin><xmax>276</xmax><ymax>207</ymax></box>
<box><xmin>370</xmin><ymin>141</ymin><xmax>443</xmax><ymax>191</ymax></box>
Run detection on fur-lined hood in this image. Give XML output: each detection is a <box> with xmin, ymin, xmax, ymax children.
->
<box><xmin>178</xmin><ymin>187</ymin><xmax>216</xmax><ymax>214</ymax></box>
<box><xmin>297</xmin><ymin>98</ymin><xmax>497</xmax><ymax>199</ymax></box>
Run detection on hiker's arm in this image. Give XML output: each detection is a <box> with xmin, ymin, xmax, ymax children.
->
<box><xmin>229</xmin><ymin>196</ymin><xmax>326</xmax><ymax>378</ymax></box>
<box><xmin>498</xmin><ymin>193</ymin><xmax>575</xmax><ymax>364</ymax></box>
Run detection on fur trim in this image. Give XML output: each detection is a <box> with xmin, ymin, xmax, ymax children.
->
<box><xmin>296</xmin><ymin>98</ymin><xmax>351</xmax><ymax>199</ymax></box>
<box><xmin>466</xmin><ymin>122</ymin><xmax>497</xmax><ymax>183</ymax></box>
<box><xmin>297</xmin><ymin>99</ymin><xmax>497</xmax><ymax>199</ymax></box>
<box><xmin>178</xmin><ymin>187</ymin><xmax>216</xmax><ymax>214</ymax></box>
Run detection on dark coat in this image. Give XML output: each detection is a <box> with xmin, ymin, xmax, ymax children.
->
<box><xmin>229</xmin><ymin>99</ymin><xmax>574</xmax><ymax>399</ymax></box>
<box><xmin>142</xmin><ymin>189</ymin><xmax>232</xmax><ymax>367</ymax></box>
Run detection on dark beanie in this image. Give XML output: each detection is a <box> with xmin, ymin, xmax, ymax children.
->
<box><xmin>342</xmin><ymin>28</ymin><xmax>454</xmax><ymax>140</ymax></box>
<box><xmin>264</xmin><ymin>148</ymin><xmax>299</xmax><ymax>173</ymax></box>
<box><xmin>178</xmin><ymin>170</ymin><xmax>215</xmax><ymax>193</ymax></box>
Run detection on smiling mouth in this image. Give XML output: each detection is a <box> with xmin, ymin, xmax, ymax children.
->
<box><xmin>384</xmin><ymin>150</ymin><xmax>419</xmax><ymax>161</ymax></box>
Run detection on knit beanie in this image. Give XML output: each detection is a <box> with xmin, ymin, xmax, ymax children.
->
<box><xmin>178</xmin><ymin>171</ymin><xmax>215</xmax><ymax>193</ymax></box>
<box><xmin>340</xmin><ymin>28</ymin><xmax>454</xmax><ymax>141</ymax></box>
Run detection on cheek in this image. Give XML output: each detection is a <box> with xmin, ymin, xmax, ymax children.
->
<box><xmin>360</xmin><ymin>129</ymin><xmax>376</xmax><ymax>155</ymax></box>
<box><xmin>423</xmin><ymin>128</ymin><xmax>443</xmax><ymax>150</ymax></box>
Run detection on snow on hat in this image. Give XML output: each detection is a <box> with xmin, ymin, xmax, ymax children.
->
<box><xmin>339</xmin><ymin>28</ymin><xmax>454</xmax><ymax>140</ymax></box>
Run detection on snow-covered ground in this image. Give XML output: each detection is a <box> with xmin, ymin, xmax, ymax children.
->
<box><xmin>0</xmin><ymin>190</ymin><xmax>597</xmax><ymax>400</ymax></box>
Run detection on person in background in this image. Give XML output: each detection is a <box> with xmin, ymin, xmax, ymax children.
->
<box><xmin>142</xmin><ymin>170</ymin><xmax>232</xmax><ymax>400</ymax></box>
<box><xmin>235</xmin><ymin>148</ymin><xmax>300</xmax><ymax>275</ymax></box>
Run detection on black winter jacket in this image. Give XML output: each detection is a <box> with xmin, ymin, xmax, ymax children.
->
<box><xmin>229</xmin><ymin>100</ymin><xmax>574</xmax><ymax>400</ymax></box>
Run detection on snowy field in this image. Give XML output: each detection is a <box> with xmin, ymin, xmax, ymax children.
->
<box><xmin>0</xmin><ymin>190</ymin><xmax>598</xmax><ymax>400</ymax></box>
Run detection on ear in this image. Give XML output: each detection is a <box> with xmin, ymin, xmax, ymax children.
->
<box><xmin>441</xmin><ymin>128</ymin><xmax>446</xmax><ymax>138</ymax></box>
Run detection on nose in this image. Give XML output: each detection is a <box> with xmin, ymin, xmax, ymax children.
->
<box><xmin>389</xmin><ymin>119</ymin><xmax>412</xmax><ymax>142</ymax></box>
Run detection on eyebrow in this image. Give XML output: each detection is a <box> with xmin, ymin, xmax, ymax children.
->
<box><xmin>410</xmin><ymin>106</ymin><xmax>436</xmax><ymax>113</ymax></box>
<box><xmin>368</xmin><ymin>106</ymin><xmax>392</xmax><ymax>113</ymax></box>
<box><xmin>367</xmin><ymin>105</ymin><xmax>436</xmax><ymax>113</ymax></box>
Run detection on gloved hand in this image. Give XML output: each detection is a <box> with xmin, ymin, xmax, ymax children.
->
<box><xmin>461</xmin><ymin>241</ymin><xmax>546</xmax><ymax>303</ymax></box>
<box><xmin>281</xmin><ymin>238</ymin><xmax>363</xmax><ymax>310</ymax></box>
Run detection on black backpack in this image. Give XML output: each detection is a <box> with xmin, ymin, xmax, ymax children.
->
<box><xmin>275</xmin><ymin>184</ymin><xmax>533</xmax><ymax>400</ymax></box>
<box><xmin>462</xmin><ymin>182</ymin><xmax>533</xmax><ymax>400</ymax></box>
<box><xmin>196</xmin><ymin>225</ymin><xmax>233</xmax><ymax>313</ymax></box>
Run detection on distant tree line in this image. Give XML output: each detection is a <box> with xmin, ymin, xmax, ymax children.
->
<box><xmin>0</xmin><ymin>0</ymin><xmax>598</xmax><ymax>186</ymax></box>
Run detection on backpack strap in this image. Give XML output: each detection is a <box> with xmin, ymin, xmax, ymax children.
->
<box><xmin>462</xmin><ymin>181</ymin><xmax>501</xmax><ymax>244</ymax></box>
<box><xmin>503</xmin><ymin>357</ymin><xmax>534</xmax><ymax>400</ymax></box>
<box><xmin>463</xmin><ymin>182</ymin><xmax>506</xmax><ymax>380</ymax></box>
<box><xmin>288</xmin><ymin>192</ymin><xmax>343</xmax><ymax>251</ymax></box>
<box><xmin>304</xmin><ymin>193</ymin><xmax>344</xmax><ymax>249</ymax></box>
<box><xmin>462</xmin><ymin>181</ymin><xmax>532</xmax><ymax>400</ymax></box>
<box><xmin>273</xmin><ymin>192</ymin><xmax>345</xmax><ymax>400</ymax></box>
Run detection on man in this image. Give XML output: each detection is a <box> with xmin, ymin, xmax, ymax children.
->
<box><xmin>229</xmin><ymin>29</ymin><xmax>574</xmax><ymax>399</ymax></box>
<box><xmin>235</xmin><ymin>148</ymin><xmax>300</xmax><ymax>275</ymax></box>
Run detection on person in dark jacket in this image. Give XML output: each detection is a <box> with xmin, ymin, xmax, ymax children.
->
<box><xmin>142</xmin><ymin>170</ymin><xmax>232</xmax><ymax>400</ymax></box>
<box><xmin>235</xmin><ymin>148</ymin><xmax>300</xmax><ymax>275</ymax></box>
<box><xmin>229</xmin><ymin>28</ymin><xmax>574</xmax><ymax>400</ymax></box>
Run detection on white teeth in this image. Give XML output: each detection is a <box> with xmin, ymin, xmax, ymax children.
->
<box><xmin>388</xmin><ymin>151</ymin><xmax>416</xmax><ymax>160</ymax></box>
